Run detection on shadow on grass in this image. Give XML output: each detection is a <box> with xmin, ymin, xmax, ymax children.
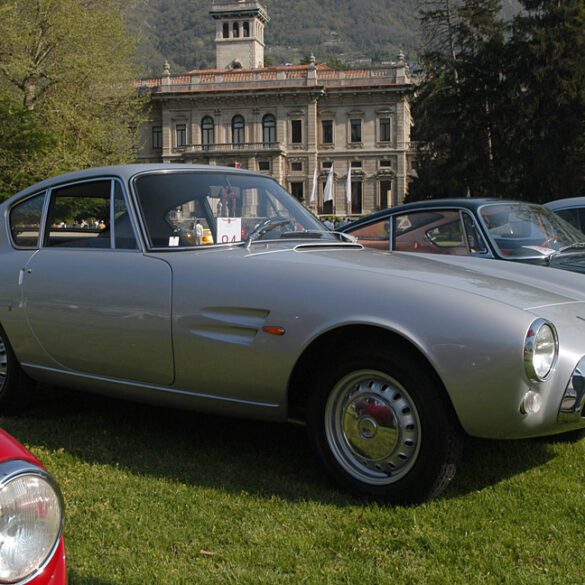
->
<box><xmin>0</xmin><ymin>385</ymin><xmax>558</xmax><ymax>504</ymax></box>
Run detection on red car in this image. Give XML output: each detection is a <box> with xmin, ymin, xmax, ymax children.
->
<box><xmin>0</xmin><ymin>429</ymin><xmax>66</xmax><ymax>585</ymax></box>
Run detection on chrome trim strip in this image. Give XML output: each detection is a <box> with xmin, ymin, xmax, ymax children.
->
<box><xmin>21</xmin><ymin>363</ymin><xmax>280</xmax><ymax>409</ymax></box>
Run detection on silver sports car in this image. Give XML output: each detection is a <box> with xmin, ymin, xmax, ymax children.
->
<box><xmin>2</xmin><ymin>164</ymin><xmax>585</xmax><ymax>504</ymax></box>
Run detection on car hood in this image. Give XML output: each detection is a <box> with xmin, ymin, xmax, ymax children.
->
<box><xmin>243</xmin><ymin>242</ymin><xmax>585</xmax><ymax>310</ymax></box>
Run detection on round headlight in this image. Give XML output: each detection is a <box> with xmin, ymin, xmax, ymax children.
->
<box><xmin>524</xmin><ymin>319</ymin><xmax>558</xmax><ymax>381</ymax></box>
<box><xmin>0</xmin><ymin>461</ymin><xmax>64</xmax><ymax>584</ymax></box>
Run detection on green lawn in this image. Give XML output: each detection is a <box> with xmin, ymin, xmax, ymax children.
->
<box><xmin>2</xmin><ymin>387</ymin><xmax>585</xmax><ymax>584</ymax></box>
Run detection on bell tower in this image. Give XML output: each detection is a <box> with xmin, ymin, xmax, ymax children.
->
<box><xmin>210</xmin><ymin>1</ymin><xmax>270</xmax><ymax>69</ymax></box>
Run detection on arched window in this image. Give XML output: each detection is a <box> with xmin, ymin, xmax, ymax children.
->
<box><xmin>201</xmin><ymin>116</ymin><xmax>214</xmax><ymax>147</ymax></box>
<box><xmin>262</xmin><ymin>114</ymin><xmax>276</xmax><ymax>144</ymax></box>
<box><xmin>233</xmin><ymin>22</ymin><xmax>239</xmax><ymax>38</ymax></box>
<box><xmin>222</xmin><ymin>23</ymin><xmax>229</xmax><ymax>38</ymax></box>
<box><xmin>243</xmin><ymin>22</ymin><xmax>250</xmax><ymax>37</ymax></box>
<box><xmin>232</xmin><ymin>115</ymin><xmax>245</xmax><ymax>145</ymax></box>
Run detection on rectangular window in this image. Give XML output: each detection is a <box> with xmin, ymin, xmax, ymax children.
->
<box><xmin>322</xmin><ymin>120</ymin><xmax>333</xmax><ymax>144</ymax></box>
<box><xmin>258</xmin><ymin>160</ymin><xmax>271</xmax><ymax>172</ymax></box>
<box><xmin>290</xmin><ymin>182</ymin><xmax>304</xmax><ymax>201</ymax></box>
<box><xmin>321</xmin><ymin>182</ymin><xmax>333</xmax><ymax>215</ymax></box>
<box><xmin>291</xmin><ymin>161</ymin><xmax>303</xmax><ymax>172</ymax></box>
<box><xmin>322</xmin><ymin>161</ymin><xmax>333</xmax><ymax>169</ymax></box>
<box><xmin>152</xmin><ymin>126</ymin><xmax>162</xmax><ymax>149</ymax></box>
<box><xmin>380</xmin><ymin>160</ymin><xmax>392</xmax><ymax>168</ymax></box>
<box><xmin>176</xmin><ymin>124</ymin><xmax>187</xmax><ymax>147</ymax></box>
<box><xmin>379</xmin><ymin>117</ymin><xmax>391</xmax><ymax>142</ymax></box>
<box><xmin>291</xmin><ymin>119</ymin><xmax>302</xmax><ymax>144</ymax></box>
<box><xmin>350</xmin><ymin>119</ymin><xmax>362</xmax><ymax>143</ymax></box>
<box><xmin>350</xmin><ymin>161</ymin><xmax>362</xmax><ymax>168</ymax></box>
<box><xmin>351</xmin><ymin>181</ymin><xmax>362</xmax><ymax>214</ymax></box>
<box><xmin>379</xmin><ymin>180</ymin><xmax>392</xmax><ymax>209</ymax></box>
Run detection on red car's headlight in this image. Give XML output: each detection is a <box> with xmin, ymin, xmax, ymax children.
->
<box><xmin>0</xmin><ymin>461</ymin><xmax>64</xmax><ymax>584</ymax></box>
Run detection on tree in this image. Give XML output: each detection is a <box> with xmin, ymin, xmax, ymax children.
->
<box><xmin>0</xmin><ymin>96</ymin><xmax>51</xmax><ymax>198</ymax></box>
<box><xmin>410</xmin><ymin>0</ymin><xmax>509</xmax><ymax>200</ymax></box>
<box><xmin>410</xmin><ymin>0</ymin><xmax>585</xmax><ymax>203</ymax></box>
<box><xmin>505</xmin><ymin>0</ymin><xmax>585</xmax><ymax>202</ymax></box>
<box><xmin>0</xmin><ymin>0</ymin><xmax>146</xmax><ymax>200</ymax></box>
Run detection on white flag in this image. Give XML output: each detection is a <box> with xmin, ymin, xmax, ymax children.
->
<box><xmin>346</xmin><ymin>167</ymin><xmax>352</xmax><ymax>208</ymax></box>
<box><xmin>309</xmin><ymin>166</ymin><xmax>318</xmax><ymax>205</ymax></box>
<box><xmin>324</xmin><ymin>164</ymin><xmax>334</xmax><ymax>202</ymax></box>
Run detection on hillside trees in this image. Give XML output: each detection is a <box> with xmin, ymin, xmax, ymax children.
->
<box><xmin>507</xmin><ymin>0</ymin><xmax>585</xmax><ymax>201</ymax></box>
<box><xmin>410</xmin><ymin>0</ymin><xmax>510</xmax><ymax>198</ymax></box>
<box><xmin>0</xmin><ymin>0</ymin><xmax>145</xmax><ymax>200</ymax></box>
<box><xmin>410</xmin><ymin>0</ymin><xmax>585</xmax><ymax>202</ymax></box>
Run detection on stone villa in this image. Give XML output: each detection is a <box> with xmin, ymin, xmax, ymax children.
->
<box><xmin>137</xmin><ymin>0</ymin><xmax>415</xmax><ymax>216</ymax></box>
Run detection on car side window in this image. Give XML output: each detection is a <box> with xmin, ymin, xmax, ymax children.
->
<box><xmin>9</xmin><ymin>192</ymin><xmax>46</xmax><ymax>248</ymax></box>
<box><xmin>556</xmin><ymin>209</ymin><xmax>580</xmax><ymax>230</ymax></box>
<box><xmin>348</xmin><ymin>218</ymin><xmax>389</xmax><ymax>250</ymax></box>
<box><xmin>46</xmin><ymin>180</ymin><xmax>112</xmax><ymax>248</ymax></box>
<box><xmin>462</xmin><ymin>213</ymin><xmax>488</xmax><ymax>254</ymax></box>
<box><xmin>393</xmin><ymin>210</ymin><xmax>472</xmax><ymax>255</ymax></box>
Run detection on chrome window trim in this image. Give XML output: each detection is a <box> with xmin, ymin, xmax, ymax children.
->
<box><xmin>0</xmin><ymin>459</ymin><xmax>65</xmax><ymax>585</ymax></box>
<box><xmin>38</xmin><ymin>176</ymin><xmax>143</xmax><ymax>253</ymax></box>
<box><xmin>128</xmin><ymin>168</ymin><xmax>324</xmax><ymax>253</ymax></box>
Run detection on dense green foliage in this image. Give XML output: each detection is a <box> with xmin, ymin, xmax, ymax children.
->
<box><xmin>0</xmin><ymin>0</ymin><xmax>146</xmax><ymax>200</ymax></box>
<box><xmin>411</xmin><ymin>0</ymin><xmax>585</xmax><ymax>202</ymax></box>
<box><xmin>130</xmin><ymin>0</ymin><xmax>520</xmax><ymax>75</ymax></box>
<box><xmin>2</xmin><ymin>389</ymin><xmax>585</xmax><ymax>583</ymax></box>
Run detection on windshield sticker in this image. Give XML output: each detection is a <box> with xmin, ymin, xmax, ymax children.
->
<box><xmin>169</xmin><ymin>236</ymin><xmax>179</xmax><ymax>247</ymax></box>
<box><xmin>217</xmin><ymin>217</ymin><xmax>242</xmax><ymax>244</ymax></box>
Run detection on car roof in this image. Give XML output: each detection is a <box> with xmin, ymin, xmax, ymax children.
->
<box><xmin>339</xmin><ymin>197</ymin><xmax>531</xmax><ymax>231</ymax></box>
<box><xmin>544</xmin><ymin>197</ymin><xmax>585</xmax><ymax>211</ymax></box>
<box><xmin>3</xmin><ymin>163</ymin><xmax>266</xmax><ymax>205</ymax></box>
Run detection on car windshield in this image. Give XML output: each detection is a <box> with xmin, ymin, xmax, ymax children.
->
<box><xmin>479</xmin><ymin>202</ymin><xmax>585</xmax><ymax>258</ymax></box>
<box><xmin>133</xmin><ymin>170</ymin><xmax>332</xmax><ymax>248</ymax></box>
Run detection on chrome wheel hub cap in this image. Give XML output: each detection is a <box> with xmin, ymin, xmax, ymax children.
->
<box><xmin>325</xmin><ymin>370</ymin><xmax>421</xmax><ymax>486</ymax></box>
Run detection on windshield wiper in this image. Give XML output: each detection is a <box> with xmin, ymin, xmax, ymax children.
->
<box><xmin>246</xmin><ymin>217</ymin><xmax>292</xmax><ymax>249</ymax></box>
<box><xmin>557</xmin><ymin>242</ymin><xmax>585</xmax><ymax>253</ymax></box>
<box><xmin>547</xmin><ymin>242</ymin><xmax>585</xmax><ymax>265</ymax></box>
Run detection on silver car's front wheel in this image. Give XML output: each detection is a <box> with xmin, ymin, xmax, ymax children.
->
<box><xmin>325</xmin><ymin>370</ymin><xmax>421</xmax><ymax>486</ymax></box>
<box><xmin>308</xmin><ymin>344</ymin><xmax>462</xmax><ymax>504</ymax></box>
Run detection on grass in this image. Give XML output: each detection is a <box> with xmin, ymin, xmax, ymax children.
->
<box><xmin>2</xmin><ymin>386</ymin><xmax>585</xmax><ymax>584</ymax></box>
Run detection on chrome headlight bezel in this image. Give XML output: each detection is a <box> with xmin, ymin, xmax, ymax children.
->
<box><xmin>0</xmin><ymin>460</ymin><xmax>65</xmax><ymax>585</ymax></box>
<box><xmin>524</xmin><ymin>319</ymin><xmax>559</xmax><ymax>382</ymax></box>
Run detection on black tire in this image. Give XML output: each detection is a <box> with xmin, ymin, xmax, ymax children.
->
<box><xmin>307</xmin><ymin>344</ymin><xmax>463</xmax><ymax>504</ymax></box>
<box><xmin>0</xmin><ymin>325</ymin><xmax>33</xmax><ymax>413</ymax></box>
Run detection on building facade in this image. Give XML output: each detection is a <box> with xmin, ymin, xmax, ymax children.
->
<box><xmin>138</xmin><ymin>0</ymin><xmax>415</xmax><ymax>216</ymax></box>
